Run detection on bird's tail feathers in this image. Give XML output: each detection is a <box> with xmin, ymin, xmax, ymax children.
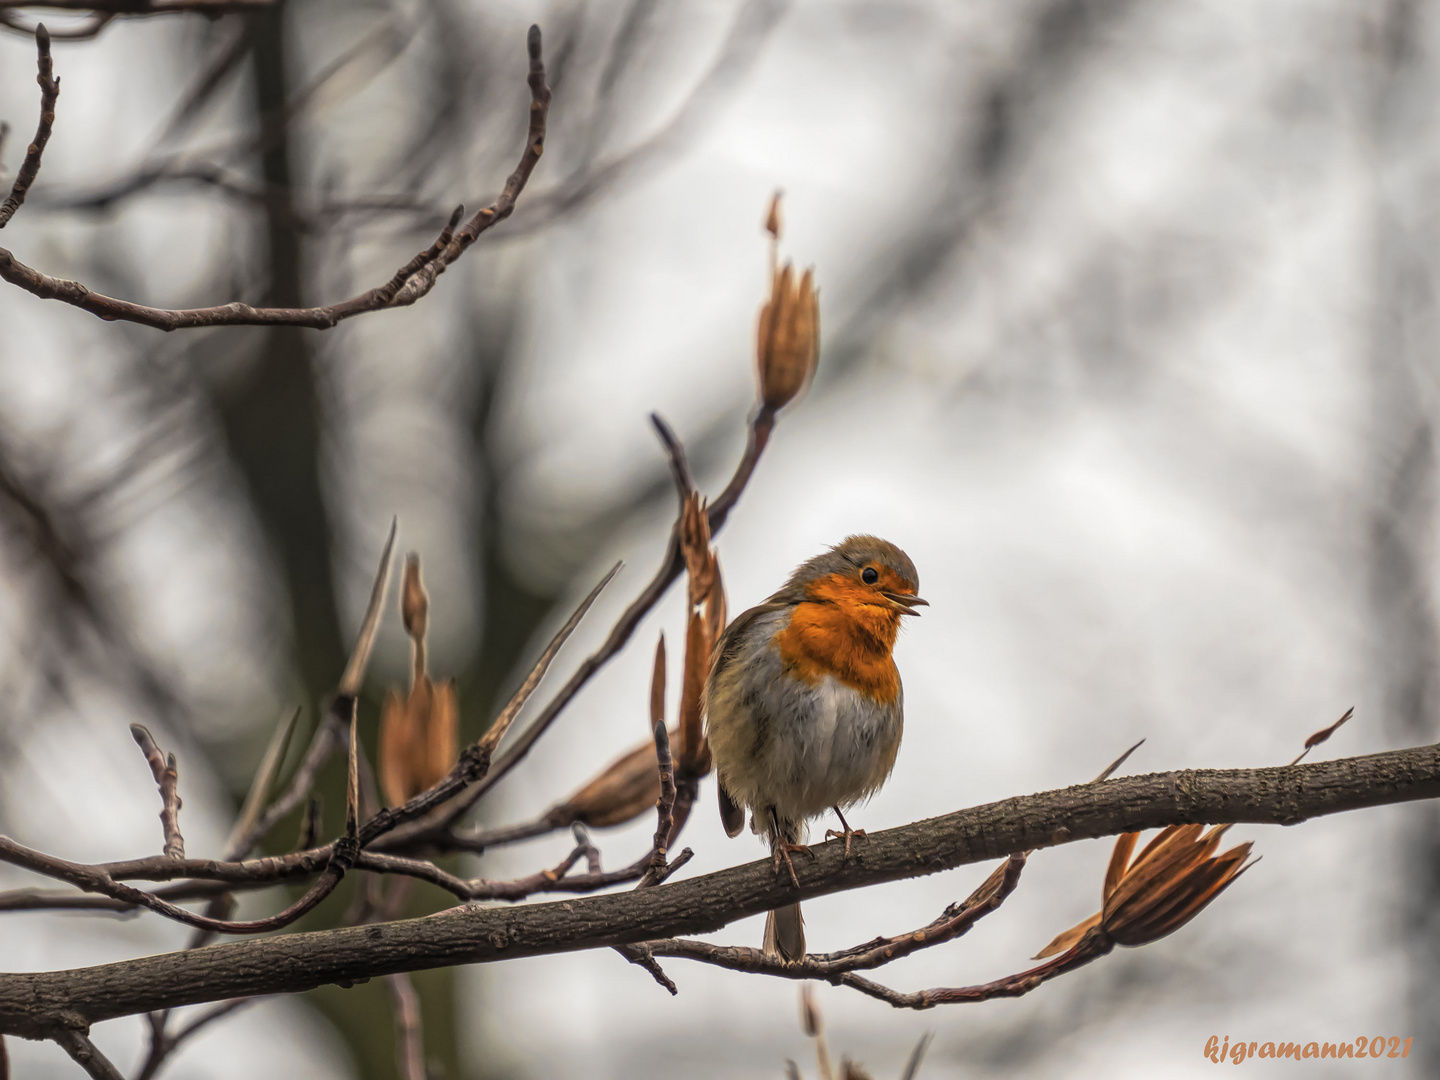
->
<box><xmin>763</xmin><ymin>902</ymin><xmax>805</xmax><ymax>963</ymax></box>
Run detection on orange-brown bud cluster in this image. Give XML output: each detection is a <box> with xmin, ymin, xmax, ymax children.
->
<box><xmin>1036</xmin><ymin>823</ymin><xmax>1254</xmax><ymax>959</ymax></box>
<box><xmin>378</xmin><ymin>554</ymin><xmax>459</xmax><ymax>807</ymax></box>
<box><xmin>756</xmin><ymin>192</ymin><xmax>819</xmax><ymax>412</ymax></box>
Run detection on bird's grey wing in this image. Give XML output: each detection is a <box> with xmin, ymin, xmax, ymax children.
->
<box><xmin>710</xmin><ymin>598</ymin><xmax>795</xmax><ymax>678</ymax></box>
<box><xmin>706</xmin><ymin>598</ymin><xmax>795</xmax><ymax>840</ymax></box>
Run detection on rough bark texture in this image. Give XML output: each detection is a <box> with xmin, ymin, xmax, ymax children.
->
<box><xmin>2</xmin><ymin>741</ymin><xmax>1437</xmax><ymax>1040</ymax></box>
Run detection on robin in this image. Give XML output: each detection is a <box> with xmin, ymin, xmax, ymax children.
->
<box><xmin>704</xmin><ymin>535</ymin><xmax>925</xmax><ymax>962</ymax></box>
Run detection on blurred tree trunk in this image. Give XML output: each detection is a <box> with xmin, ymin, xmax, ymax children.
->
<box><xmin>206</xmin><ymin>4</ymin><xmax>465</xmax><ymax>1076</ymax></box>
<box><xmin>1365</xmin><ymin>2</ymin><xmax>1440</xmax><ymax>1072</ymax></box>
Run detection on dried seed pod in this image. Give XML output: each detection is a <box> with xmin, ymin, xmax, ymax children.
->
<box><xmin>557</xmin><ymin>735</ymin><xmax>672</xmax><ymax>828</ymax></box>
<box><xmin>757</xmin><ymin>262</ymin><xmax>819</xmax><ymax>411</ymax></box>
<box><xmin>1035</xmin><ymin>824</ymin><xmax>1255</xmax><ymax>959</ymax></box>
<box><xmin>378</xmin><ymin>686</ymin><xmax>419</xmax><ymax>809</ymax></box>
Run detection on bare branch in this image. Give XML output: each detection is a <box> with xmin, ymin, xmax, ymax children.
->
<box><xmin>2</xmin><ymin>741</ymin><xmax>1437</xmax><ymax>1036</ymax></box>
<box><xmin>0</xmin><ymin>833</ymin><xmax>349</xmax><ymax>934</ymax></box>
<box><xmin>0</xmin><ymin>10</ymin><xmax>111</xmax><ymax>39</ymax></box>
<box><xmin>0</xmin><ymin>26</ymin><xmax>549</xmax><ymax>329</ymax></box>
<box><xmin>644</xmin><ymin>853</ymin><xmax>1025</xmax><ymax>978</ymax></box>
<box><xmin>0</xmin><ymin>23</ymin><xmax>57</xmax><ymax>229</ymax></box>
<box><xmin>0</xmin><ymin>1</ymin><xmax>269</xmax><ymax>11</ymax></box>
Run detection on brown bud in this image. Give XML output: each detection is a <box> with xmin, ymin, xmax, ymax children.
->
<box><xmin>764</xmin><ymin>190</ymin><xmax>784</xmax><ymax>240</ymax></box>
<box><xmin>401</xmin><ymin>553</ymin><xmax>428</xmax><ymax>642</ymax></box>
<box><xmin>1101</xmin><ymin>823</ymin><xmax>1253</xmax><ymax>947</ymax></box>
<box><xmin>425</xmin><ymin>679</ymin><xmax>459</xmax><ymax>792</ymax></box>
<box><xmin>676</xmin><ymin>496</ymin><xmax>723</xmax><ymax>776</ymax></box>
<box><xmin>757</xmin><ymin>262</ymin><xmax>819</xmax><ymax>411</ymax></box>
<box><xmin>557</xmin><ymin>733</ymin><xmax>674</xmax><ymax>828</ymax></box>
<box><xmin>377</xmin><ymin>675</ymin><xmax>460</xmax><ymax>807</ymax></box>
<box><xmin>379</xmin><ymin>686</ymin><xmax>419</xmax><ymax>809</ymax></box>
<box><xmin>680</xmin><ymin>493</ymin><xmax>715</xmax><ymax>601</ymax></box>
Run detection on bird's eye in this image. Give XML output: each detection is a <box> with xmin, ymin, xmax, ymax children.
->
<box><xmin>861</xmin><ymin>567</ymin><xmax>879</xmax><ymax>584</ymax></box>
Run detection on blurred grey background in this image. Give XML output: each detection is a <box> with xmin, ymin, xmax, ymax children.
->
<box><xmin>0</xmin><ymin>0</ymin><xmax>1436</xmax><ymax>1076</ymax></box>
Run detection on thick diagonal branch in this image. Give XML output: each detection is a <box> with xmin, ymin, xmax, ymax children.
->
<box><xmin>1</xmin><ymin>742</ymin><xmax>1437</xmax><ymax>1038</ymax></box>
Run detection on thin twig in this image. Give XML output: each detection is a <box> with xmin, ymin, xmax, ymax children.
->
<box><xmin>372</xmin><ymin>563</ymin><xmax>621</xmax><ymax>847</ymax></box>
<box><xmin>51</xmin><ymin>1028</ymin><xmax>123</xmax><ymax>1080</ymax></box>
<box><xmin>232</xmin><ymin>520</ymin><xmax>396</xmax><ymax>859</ymax></box>
<box><xmin>0</xmin><ymin>23</ymin><xmax>56</xmax><ymax>230</ymax></box>
<box><xmin>134</xmin><ymin>999</ymin><xmax>253</xmax><ymax>1080</ymax></box>
<box><xmin>644</xmin><ymin>853</ymin><xmax>1025</xmax><ymax>978</ymax></box>
<box><xmin>0</xmin><ymin>27</ymin><xmax>549</xmax><ymax>328</ymax></box>
<box><xmin>0</xmin><ymin>834</ymin><xmax>350</xmax><ymax>934</ymax></box>
<box><xmin>338</xmin><ymin>517</ymin><xmax>398</xmax><ymax>696</ymax></box>
<box><xmin>899</xmin><ymin>1032</ymin><xmax>933</xmax><ymax>1080</ymax></box>
<box><xmin>407</xmin><ymin>404</ymin><xmax>778</xmax><ymax>840</ymax></box>
<box><xmin>129</xmin><ymin>725</ymin><xmax>184</xmax><ymax>860</ymax></box>
<box><xmin>223</xmin><ymin>707</ymin><xmax>300</xmax><ymax>857</ymax></box>
<box><xmin>834</xmin><ymin>929</ymin><xmax>1114</xmax><ymax>1010</ymax></box>
<box><xmin>1091</xmin><ymin>738</ymin><xmax>1145</xmax><ymax>784</ymax></box>
<box><xmin>637</xmin><ymin>650</ymin><xmax>677</xmax><ymax>888</ymax></box>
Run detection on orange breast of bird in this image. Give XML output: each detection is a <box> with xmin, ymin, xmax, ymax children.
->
<box><xmin>772</xmin><ymin>571</ymin><xmax>904</xmax><ymax>703</ymax></box>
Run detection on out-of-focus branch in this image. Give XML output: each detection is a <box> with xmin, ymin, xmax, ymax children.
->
<box><xmin>0</xmin><ymin>23</ymin><xmax>57</xmax><ymax>230</ymax></box>
<box><xmin>0</xmin><ymin>10</ymin><xmax>111</xmax><ymax>38</ymax></box>
<box><xmin>3</xmin><ymin>743</ymin><xmax>1438</xmax><ymax>1036</ymax></box>
<box><xmin>135</xmin><ymin>999</ymin><xmax>253</xmax><ymax>1080</ymax></box>
<box><xmin>0</xmin><ymin>26</ymin><xmax>549</xmax><ymax>329</ymax></box>
<box><xmin>0</xmin><ymin>0</ymin><xmax>270</xmax><ymax>13</ymax></box>
<box><xmin>386</xmin><ymin>974</ymin><xmax>425</xmax><ymax>1080</ymax></box>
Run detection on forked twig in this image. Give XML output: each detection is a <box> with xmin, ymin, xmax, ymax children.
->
<box><xmin>0</xmin><ymin>28</ymin><xmax>549</xmax><ymax>329</ymax></box>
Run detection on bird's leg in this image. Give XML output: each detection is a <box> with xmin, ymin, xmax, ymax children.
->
<box><xmin>768</xmin><ymin>808</ymin><xmax>814</xmax><ymax>887</ymax></box>
<box><xmin>825</xmin><ymin>805</ymin><xmax>868</xmax><ymax>862</ymax></box>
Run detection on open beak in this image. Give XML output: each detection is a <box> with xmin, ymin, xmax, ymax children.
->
<box><xmin>881</xmin><ymin>590</ymin><xmax>928</xmax><ymax>616</ymax></box>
